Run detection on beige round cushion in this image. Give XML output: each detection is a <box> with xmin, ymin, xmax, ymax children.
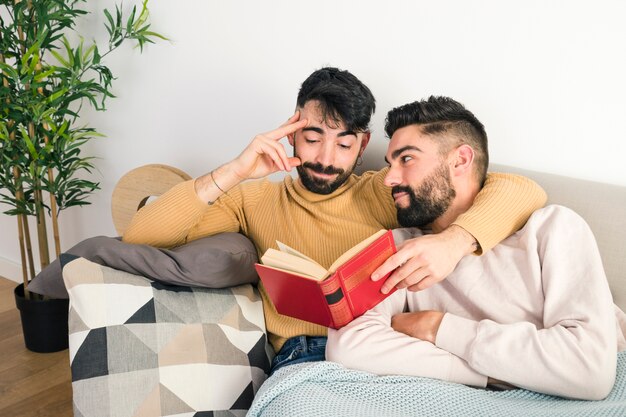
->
<box><xmin>111</xmin><ymin>164</ymin><xmax>191</xmax><ymax>235</ymax></box>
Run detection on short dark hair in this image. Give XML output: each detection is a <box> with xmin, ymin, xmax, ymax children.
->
<box><xmin>385</xmin><ymin>96</ymin><xmax>489</xmax><ymax>184</ymax></box>
<box><xmin>297</xmin><ymin>67</ymin><xmax>376</xmax><ymax>133</ymax></box>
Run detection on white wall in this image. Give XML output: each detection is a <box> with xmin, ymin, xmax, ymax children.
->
<box><xmin>2</xmin><ymin>0</ymin><xmax>625</xmax><ymax>281</ymax></box>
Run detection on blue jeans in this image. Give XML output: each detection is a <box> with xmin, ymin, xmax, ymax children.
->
<box><xmin>270</xmin><ymin>336</ymin><xmax>327</xmax><ymax>375</ymax></box>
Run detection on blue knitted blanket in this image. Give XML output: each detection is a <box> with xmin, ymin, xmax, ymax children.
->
<box><xmin>247</xmin><ymin>352</ymin><xmax>626</xmax><ymax>417</ymax></box>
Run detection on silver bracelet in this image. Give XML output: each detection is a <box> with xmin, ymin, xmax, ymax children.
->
<box><xmin>210</xmin><ymin>170</ymin><xmax>227</xmax><ymax>194</ymax></box>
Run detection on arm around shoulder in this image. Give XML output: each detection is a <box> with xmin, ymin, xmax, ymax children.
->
<box><xmin>453</xmin><ymin>172</ymin><xmax>547</xmax><ymax>254</ymax></box>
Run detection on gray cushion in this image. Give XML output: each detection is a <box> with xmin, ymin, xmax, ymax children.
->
<box><xmin>28</xmin><ymin>233</ymin><xmax>259</xmax><ymax>299</ymax></box>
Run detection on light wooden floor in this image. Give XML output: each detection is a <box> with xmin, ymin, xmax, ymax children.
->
<box><xmin>0</xmin><ymin>276</ymin><xmax>73</xmax><ymax>417</ymax></box>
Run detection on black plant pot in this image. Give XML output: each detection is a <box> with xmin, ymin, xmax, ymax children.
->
<box><xmin>14</xmin><ymin>283</ymin><xmax>69</xmax><ymax>353</ymax></box>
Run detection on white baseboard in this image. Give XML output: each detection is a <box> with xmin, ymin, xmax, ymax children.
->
<box><xmin>0</xmin><ymin>256</ymin><xmax>23</xmax><ymax>283</ymax></box>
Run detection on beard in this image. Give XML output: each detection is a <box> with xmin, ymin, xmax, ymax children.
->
<box><xmin>294</xmin><ymin>145</ymin><xmax>358</xmax><ymax>195</ymax></box>
<box><xmin>393</xmin><ymin>162</ymin><xmax>456</xmax><ymax>228</ymax></box>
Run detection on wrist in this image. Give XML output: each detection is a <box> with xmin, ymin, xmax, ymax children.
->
<box><xmin>194</xmin><ymin>163</ymin><xmax>241</xmax><ymax>203</ymax></box>
<box><xmin>446</xmin><ymin>224</ymin><xmax>480</xmax><ymax>256</ymax></box>
<box><xmin>426</xmin><ymin>311</ymin><xmax>445</xmax><ymax>343</ymax></box>
<box><xmin>403</xmin><ymin>311</ymin><xmax>445</xmax><ymax>343</ymax></box>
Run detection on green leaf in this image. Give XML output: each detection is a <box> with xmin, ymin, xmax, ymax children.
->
<box><xmin>83</xmin><ymin>43</ymin><xmax>96</xmax><ymax>65</ymax></box>
<box><xmin>132</xmin><ymin>0</ymin><xmax>150</xmax><ymax>32</ymax></box>
<box><xmin>48</xmin><ymin>87</ymin><xmax>69</xmax><ymax>104</ymax></box>
<box><xmin>50</xmin><ymin>50</ymin><xmax>70</xmax><ymax>67</ymax></box>
<box><xmin>92</xmin><ymin>45</ymin><xmax>101</xmax><ymax>65</ymax></box>
<box><xmin>74</xmin><ymin>39</ymin><xmax>84</xmax><ymax>70</ymax></box>
<box><xmin>103</xmin><ymin>9</ymin><xmax>115</xmax><ymax>35</ymax></box>
<box><xmin>19</xmin><ymin>127</ymin><xmax>38</xmax><ymax>159</ymax></box>
<box><xmin>141</xmin><ymin>30</ymin><xmax>169</xmax><ymax>41</ymax></box>
<box><xmin>20</xmin><ymin>40</ymin><xmax>41</xmax><ymax>74</ymax></box>
<box><xmin>33</xmin><ymin>68</ymin><xmax>56</xmax><ymax>82</ymax></box>
<box><xmin>0</xmin><ymin>63</ymin><xmax>20</xmax><ymax>80</ymax></box>
<box><xmin>61</xmin><ymin>37</ymin><xmax>75</xmax><ymax>68</ymax></box>
<box><xmin>126</xmin><ymin>5</ymin><xmax>137</xmax><ymax>34</ymax></box>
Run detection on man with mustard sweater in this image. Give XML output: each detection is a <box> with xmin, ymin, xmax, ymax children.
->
<box><xmin>123</xmin><ymin>67</ymin><xmax>547</xmax><ymax>372</ymax></box>
<box><xmin>327</xmin><ymin>96</ymin><xmax>626</xmax><ymax>400</ymax></box>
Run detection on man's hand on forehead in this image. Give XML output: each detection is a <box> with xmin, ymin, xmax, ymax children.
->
<box><xmin>194</xmin><ymin>112</ymin><xmax>308</xmax><ymax>204</ymax></box>
<box><xmin>230</xmin><ymin>112</ymin><xmax>308</xmax><ymax>180</ymax></box>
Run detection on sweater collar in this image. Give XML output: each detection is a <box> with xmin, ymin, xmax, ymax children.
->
<box><xmin>287</xmin><ymin>174</ymin><xmax>358</xmax><ymax>202</ymax></box>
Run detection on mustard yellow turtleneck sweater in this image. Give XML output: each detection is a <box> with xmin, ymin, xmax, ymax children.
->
<box><xmin>123</xmin><ymin>168</ymin><xmax>546</xmax><ymax>351</ymax></box>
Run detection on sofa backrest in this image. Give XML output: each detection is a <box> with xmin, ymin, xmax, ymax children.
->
<box><xmin>491</xmin><ymin>164</ymin><xmax>626</xmax><ymax>311</ymax></box>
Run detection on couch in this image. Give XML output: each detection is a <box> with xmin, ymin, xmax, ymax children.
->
<box><xmin>61</xmin><ymin>163</ymin><xmax>626</xmax><ymax>417</ymax></box>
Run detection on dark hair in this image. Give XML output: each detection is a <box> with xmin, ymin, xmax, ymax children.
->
<box><xmin>385</xmin><ymin>96</ymin><xmax>489</xmax><ymax>184</ymax></box>
<box><xmin>297</xmin><ymin>67</ymin><xmax>376</xmax><ymax>132</ymax></box>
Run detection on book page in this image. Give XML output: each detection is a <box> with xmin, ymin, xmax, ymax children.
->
<box><xmin>328</xmin><ymin>229</ymin><xmax>387</xmax><ymax>273</ymax></box>
<box><xmin>277</xmin><ymin>241</ymin><xmax>320</xmax><ymax>265</ymax></box>
<box><xmin>261</xmin><ymin>248</ymin><xmax>329</xmax><ymax>281</ymax></box>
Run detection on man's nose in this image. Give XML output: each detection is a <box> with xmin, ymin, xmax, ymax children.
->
<box><xmin>384</xmin><ymin>165</ymin><xmax>401</xmax><ymax>187</ymax></box>
<box><xmin>316</xmin><ymin>142</ymin><xmax>335</xmax><ymax>166</ymax></box>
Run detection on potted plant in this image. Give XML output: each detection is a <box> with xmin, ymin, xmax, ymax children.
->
<box><xmin>0</xmin><ymin>0</ymin><xmax>165</xmax><ymax>352</ymax></box>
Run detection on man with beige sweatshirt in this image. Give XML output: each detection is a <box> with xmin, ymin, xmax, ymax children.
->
<box><xmin>327</xmin><ymin>96</ymin><xmax>626</xmax><ymax>400</ymax></box>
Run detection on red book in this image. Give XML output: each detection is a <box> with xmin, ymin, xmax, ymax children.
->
<box><xmin>255</xmin><ymin>229</ymin><xmax>397</xmax><ymax>329</ymax></box>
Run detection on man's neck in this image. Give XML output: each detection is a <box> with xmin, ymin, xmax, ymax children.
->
<box><xmin>430</xmin><ymin>179</ymin><xmax>481</xmax><ymax>233</ymax></box>
<box><xmin>292</xmin><ymin>175</ymin><xmax>355</xmax><ymax>201</ymax></box>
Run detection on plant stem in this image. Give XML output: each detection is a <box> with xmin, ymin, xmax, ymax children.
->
<box><xmin>33</xmin><ymin>58</ymin><xmax>62</xmax><ymax>257</ymax></box>
<box><xmin>18</xmin><ymin>0</ymin><xmax>50</xmax><ymax>271</ymax></box>
<box><xmin>29</xmin><ymin>121</ymin><xmax>50</xmax><ymax>270</ymax></box>
<box><xmin>34</xmin><ymin>185</ymin><xmax>50</xmax><ymax>269</ymax></box>
<box><xmin>10</xmin><ymin>136</ymin><xmax>36</xmax><ymax>289</ymax></box>
<box><xmin>15</xmin><ymin>216</ymin><xmax>30</xmax><ymax>298</ymax></box>
<box><xmin>45</xmin><ymin>133</ymin><xmax>61</xmax><ymax>257</ymax></box>
<box><xmin>1</xmin><ymin>24</ymin><xmax>34</xmax><ymax>292</ymax></box>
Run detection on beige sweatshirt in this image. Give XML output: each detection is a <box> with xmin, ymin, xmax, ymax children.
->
<box><xmin>327</xmin><ymin>205</ymin><xmax>626</xmax><ymax>400</ymax></box>
<box><xmin>123</xmin><ymin>168</ymin><xmax>547</xmax><ymax>351</ymax></box>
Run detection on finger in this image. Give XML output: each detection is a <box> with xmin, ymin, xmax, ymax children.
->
<box><xmin>371</xmin><ymin>252</ymin><xmax>407</xmax><ymax>282</ymax></box>
<box><xmin>271</xmin><ymin>140</ymin><xmax>292</xmax><ymax>170</ymax></box>
<box><xmin>275</xmin><ymin>140</ymin><xmax>293</xmax><ymax>170</ymax></box>
<box><xmin>380</xmin><ymin>268</ymin><xmax>407</xmax><ymax>294</ymax></box>
<box><xmin>256</xmin><ymin>137</ymin><xmax>286</xmax><ymax>170</ymax></box>
<box><xmin>381</xmin><ymin>256</ymin><xmax>428</xmax><ymax>293</ymax></box>
<box><xmin>396</xmin><ymin>268</ymin><xmax>429</xmax><ymax>290</ymax></box>
<box><xmin>407</xmin><ymin>275</ymin><xmax>438</xmax><ymax>292</ymax></box>
<box><xmin>259</xmin><ymin>142</ymin><xmax>287</xmax><ymax>171</ymax></box>
<box><xmin>266</xmin><ymin>118</ymin><xmax>309</xmax><ymax>141</ymax></box>
<box><xmin>279</xmin><ymin>111</ymin><xmax>300</xmax><ymax>128</ymax></box>
<box><xmin>259</xmin><ymin>136</ymin><xmax>293</xmax><ymax>171</ymax></box>
<box><xmin>287</xmin><ymin>156</ymin><xmax>301</xmax><ymax>167</ymax></box>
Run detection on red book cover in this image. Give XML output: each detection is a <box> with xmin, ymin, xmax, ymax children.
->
<box><xmin>255</xmin><ymin>265</ymin><xmax>334</xmax><ymax>327</ymax></box>
<box><xmin>334</xmin><ymin>231</ymin><xmax>397</xmax><ymax>321</ymax></box>
<box><xmin>256</xmin><ymin>230</ymin><xmax>397</xmax><ymax>328</ymax></box>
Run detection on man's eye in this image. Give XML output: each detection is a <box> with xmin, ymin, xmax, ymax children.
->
<box><xmin>305</xmin><ymin>139</ymin><xmax>319</xmax><ymax>144</ymax></box>
<box><xmin>401</xmin><ymin>155</ymin><xmax>413</xmax><ymax>163</ymax></box>
<box><xmin>338</xmin><ymin>144</ymin><xmax>351</xmax><ymax>150</ymax></box>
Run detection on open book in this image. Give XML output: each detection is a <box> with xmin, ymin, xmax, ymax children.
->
<box><xmin>255</xmin><ymin>229</ymin><xmax>397</xmax><ymax>329</ymax></box>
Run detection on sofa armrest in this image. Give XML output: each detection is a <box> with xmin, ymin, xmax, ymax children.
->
<box><xmin>490</xmin><ymin>163</ymin><xmax>626</xmax><ymax>311</ymax></box>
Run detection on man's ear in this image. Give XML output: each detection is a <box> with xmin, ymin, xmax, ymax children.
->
<box><xmin>452</xmin><ymin>144</ymin><xmax>474</xmax><ymax>176</ymax></box>
<box><xmin>358</xmin><ymin>132</ymin><xmax>371</xmax><ymax>156</ymax></box>
<box><xmin>288</xmin><ymin>132</ymin><xmax>295</xmax><ymax>147</ymax></box>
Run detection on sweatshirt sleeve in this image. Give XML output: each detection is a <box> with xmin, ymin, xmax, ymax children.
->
<box><xmin>453</xmin><ymin>172</ymin><xmax>547</xmax><ymax>254</ymax></box>
<box><xmin>437</xmin><ymin>206</ymin><xmax>617</xmax><ymax>400</ymax></box>
<box><xmin>326</xmin><ymin>290</ymin><xmax>488</xmax><ymax>387</ymax></box>
<box><xmin>122</xmin><ymin>179</ymin><xmax>241</xmax><ymax>247</ymax></box>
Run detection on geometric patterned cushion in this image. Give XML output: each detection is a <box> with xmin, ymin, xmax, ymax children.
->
<box><xmin>62</xmin><ymin>255</ymin><xmax>273</xmax><ymax>417</ymax></box>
